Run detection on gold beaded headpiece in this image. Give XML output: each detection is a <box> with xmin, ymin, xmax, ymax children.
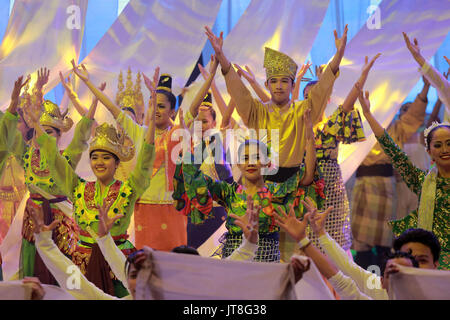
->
<box><xmin>39</xmin><ymin>100</ymin><xmax>73</xmax><ymax>133</ymax></box>
<box><xmin>89</xmin><ymin>123</ymin><xmax>135</xmax><ymax>162</ymax></box>
<box><xmin>263</xmin><ymin>47</ymin><xmax>298</xmax><ymax>81</ymax></box>
<box><xmin>116</xmin><ymin>68</ymin><xmax>144</xmax><ymax>123</ymax></box>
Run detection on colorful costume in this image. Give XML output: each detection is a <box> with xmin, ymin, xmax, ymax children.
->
<box><xmin>224</xmin><ymin>47</ymin><xmax>338</xmax><ymax>181</ymax></box>
<box><xmin>36</xmin><ymin>123</ymin><xmax>154</xmax><ymax>296</ymax></box>
<box><xmin>311</xmin><ymin>105</ymin><xmax>365</xmax><ymax>251</ymax></box>
<box><xmin>377</xmin><ymin>131</ymin><xmax>449</xmax><ymax>270</ymax></box>
<box><xmin>0</xmin><ymin>111</ymin><xmax>27</xmax><ymax>244</ymax></box>
<box><xmin>116</xmin><ymin>74</ymin><xmax>187</xmax><ymax>251</ymax></box>
<box><xmin>1</xmin><ymin>104</ymin><xmax>92</xmax><ymax>284</ymax></box>
<box><xmin>172</xmin><ymin>154</ymin><xmax>325</xmax><ymax>262</ymax></box>
<box><xmin>184</xmin><ymin>92</ymin><xmax>234</xmax><ymax>248</ymax></box>
<box><xmin>351</xmin><ymin>93</ymin><xmax>428</xmax><ymax>259</ymax></box>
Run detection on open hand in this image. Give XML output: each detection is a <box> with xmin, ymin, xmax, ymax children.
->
<box><xmin>274</xmin><ymin>203</ymin><xmax>309</xmax><ymax>242</ymax></box>
<box><xmin>355</xmin><ymin>82</ymin><xmax>371</xmax><ymax>114</ymax></box>
<box><xmin>334</xmin><ymin>24</ymin><xmax>348</xmax><ymax>58</ymax></box>
<box><xmin>28</xmin><ymin>199</ymin><xmax>59</xmax><ymax>234</ymax></box>
<box><xmin>234</xmin><ymin>64</ymin><xmax>256</xmax><ymax>83</ymax></box>
<box><xmin>229</xmin><ymin>195</ymin><xmax>260</xmax><ymax>244</ymax></box>
<box><xmin>97</xmin><ymin>200</ymin><xmax>123</xmax><ymax>238</ymax></box>
<box><xmin>205</xmin><ymin>26</ymin><xmax>224</xmax><ymax>56</ymax></box>
<box><xmin>36</xmin><ymin>67</ymin><xmax>50</xmax><ymax>89</ymax></box>
<box><xmin>71</xmin><ymin>59</ymin><xmax>89</xmax><ymax>82</ymax></box>
<box><xmin>301</xmin><ymin>197</ymin><xmax>333</xmax><ymax>236</ymax></box>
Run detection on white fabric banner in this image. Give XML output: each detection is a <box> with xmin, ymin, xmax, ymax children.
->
<box><xmin>179</xmin><ymin>0</ymin><xmax>331</xmax><ymax>123</ymax></box>
<box><xmin>0</xmin><ymin>0</ymin><xmax>88</xmax><ymax>110</ymax></box>
<box><xmin>0</xmin><ymin>280</ymin><xmax>75</xmax><ymax>300</ymax></box>
<box><xmin>135</xmin><ymin>249</ymin><xmax>333</xmax><ymax>300</ymax></box>
<box><xmin>389</xmin><ymin>265</ymin><xmax>450</xmax><ymax>300</ymax></box>
<box><xmin>332</xmin><ymin>0</ymin><xmax>450</xmax><ymax>182</ymax></box>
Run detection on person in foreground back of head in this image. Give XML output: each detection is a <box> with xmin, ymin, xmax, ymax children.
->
<box><xmin>303</xmin><ymin>197</ymin><xmax>440</xmax><ymax>300</ymax></box>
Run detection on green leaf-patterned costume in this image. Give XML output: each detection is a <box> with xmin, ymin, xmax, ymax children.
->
<box><xmin>172</xmin><ymin>156</ymin><xmax>325</xmax><ymax>262</ymax></box>
<box><xmin>377</xmin><ymin>131</ymin><xmax>449</xmax><ymax>270</ymax></box>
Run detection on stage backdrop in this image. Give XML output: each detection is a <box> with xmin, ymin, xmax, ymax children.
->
<box><xmin>0</xmin><ymin>0</ymin><xmax>88</xmax><ymax>110</ymax></box>
<box><xmin>331</xmin><ymin>0</ymin><xmax>450</xmax><ymax>182</ymax></box>
<box><xmin>60</xmin><ymin>0</ymin><xmax>223</xmax><ymax>179</ymax></box>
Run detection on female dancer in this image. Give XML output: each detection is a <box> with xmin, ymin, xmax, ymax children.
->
<box><xmin>300</xmin><ymin>54</ymin><xmax>380</xmax><ymax>253</ymax></box>
<box><xmin>173</xmin><ymin>110</ymin><xmax>324</xmax><ymax>262</ymax></box>
<box><xmin>27</xmin><ymin>67</ymin><xmax>156</xmax><ymax>296</ymax></box>
<box><xmin>357</xmin><ymin>83</ymin><xmax>449</xmax><ymax>270</ymax></box>
<box><xmin>1</xmin><ymin>70</ymin><xmax>95</xmax><ymax>284</ymax></box>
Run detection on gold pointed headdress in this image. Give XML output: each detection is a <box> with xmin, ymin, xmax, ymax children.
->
<box><xmin>116</xmin><ymin>67</ymin><xmax>144</xmax><ymax>123</ymax></box>
<box><xmin>89</xmin><ymin>123</ymin><xmax>135</xmax><ymax>162</ymax></box>
<box><xmin>263</xmin><ymin>47</ymin><xmax>298</xmax><ymax>81</ymax></box>
<box><xmin>39</xmin><ymin>100</ymin><xmax>73</xmax><ymax>132</ymax></box>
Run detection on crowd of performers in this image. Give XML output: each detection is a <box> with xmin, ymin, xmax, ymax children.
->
<box><xmin>0</xmin><ymin>25</ymin><xmax>448</xmax><ymax>300</ymax></box>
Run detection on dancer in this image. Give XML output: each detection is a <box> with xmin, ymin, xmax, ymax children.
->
<box><xmin>173</xmin><ymin>109</ymin><xmax>324</xmax><ymax>262</ymax></box>
<box><xmin>184</xmin><ymin>56</ymin><xmax>233</xmax><ymax>248</ymax></box>
<box><xmin>351</xmin><ymin>65</ymin><xmax>430</xmax><ymax>269</ymax></box>
<box><xmin>302</xmin><ymin>55</ymin><xmax>379</xmax><ymax>254</ymax></box>
<box><xmin>71</xmin><ymin>61</ymin><xmax>187</xmax><ymax>252</ymax></box>
<box><xmin>357</xmin><ymin>84</ymin><xmax>449</xmax><ymax>270</ymax></box>
<box><xmin>1</xmin><ymin>70</ymin><xmax>95</xmax><ymax>284</ymax></box>
<box><xmin>27</xmin><ymin>65</ymin><xmax>156</xmax><ymax>295</ymax></box>
<box><xmin>204</xmin><ymin>25</ymin><xmax>347</xmax><ymax>183</ymax></box>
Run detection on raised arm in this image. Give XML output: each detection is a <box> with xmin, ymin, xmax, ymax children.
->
<box><xmin>30</xmin><ymin>203</ymin><xmax>119</xmax><ymax>300</ymax></box>
<box><xmin>299</xmin><ymin>109</ymin><xmax>316</xmax><ymax>186</ymax></box>
<box><xmin>308</xmin><ymin>26</ymin><xmax>348</xmax><ymax>124</ymax></box>
<box><xmin>27</xmin><ymin>105</ymin><xmax>80</xmax><ymax>200</ymax></box>
<box><xmin>300</xmin><ymin>198</ymin><xmax>378</xmax><ymax>300</ymax></box>
<box><xmin>292</xmin><ymin>62</ymin><xmax>312</xmax><ymax>102</ymax></box>
<box><xmin>1</xmin><ymin>76</ymin><xmax>31</xmax><ymax>164</ymax></box>
<box><xmin>189</xmin><ymin>55</ymin><xmax>219</xmax><ymax>118</ymax></box>
<box><xmin>71</xmin><ymin>59</ymin><xmax>122</xmax><ymax>120</ymax></box>
<box><xmin>358</xmin><ymin>85</ymin><xmax>424</xmax><ymax>194</ymax></box>
<box><xmin>205</xmin><ymin>26</ymin><xmax>261</xmax><ymax>128</ymax></box>
<box><xmin>342</xmin><ymin>53</ymin><xmax>381</xmax><ymax>113</ymax></box>
<box><xmin>33</xmin><ymin>67</ymin><xmax>50</xmax><ymax>106</ymax></box>
<box><xmin>357</xmin><ymin>83</ymin><xmax>384</xmax><ymax>137</ymax></box>
<box><xmin>234</xmin><ymin>64</ymin><xmax>270</xmax><ymax>103</ymax></box>
<box><xmin>143</xmin><ymin>67</ymin><xmax>160</xmax><ymax>128</ymax></box>
<box><xmin>198</xmin><ymin>60</ymin><xmax>229</xmax><ymax>120</ymax></box>
<box><xmin>220</xmin><ymin>98</ymin><xmax>237</xmax><ymax>129</ymax></box>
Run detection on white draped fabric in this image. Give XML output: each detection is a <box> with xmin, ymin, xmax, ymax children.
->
<box><xmin>389</xmin><ymin>265</ymin><xmax>450</xmax><ymax>300</ymax></box>
<box><xmin>134</xmin><ymin>249</ymin><xmax>332</xmax><ymax>300</ymax></box>
<box><xmin>0</xmin><ymin>280</ymin><xmax>75</xmax><ymax>300</ymax></box>
<box><xmin>332</xmin><ymin>0</ymin><xmax>450</xmax><ymax>182</ymax></box>
<box><xmin>0</xmin><ymin>0</ymin><xmax>88</xmax><ymax>110</ymax></box>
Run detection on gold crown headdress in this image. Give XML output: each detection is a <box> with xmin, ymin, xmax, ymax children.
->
<box><xmin>89</xmin><ymin>123</ymin><xmax>135</xmax><ymax>162</ymax></box>
<box><xmin>39</xmin><ymin>100</ymin><xmax>73</xmax><ymax>132</ymax></box>
<box><xmin>424</xmin><ymin>121</ymin><xmax>450</xmax><ymax>149</ymax></box>
<box><xmin>116</xmin><ymin>67</ymin><xmax>144</xmax><ymax>124</ymax></box>
<box><xmin>263</xmin><ymin>47</ymin><xmax>298</xmax><ymax>81</ymax></box>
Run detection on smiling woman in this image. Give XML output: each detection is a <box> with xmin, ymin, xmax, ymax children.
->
<box><xmin>26</xmin><ymin>103</ymin><xmax>156</xmax><ymax>297</ymax></box>
<box><xmin>358</xmin><ymin>85</ymin><xmax>450</xmax><ymax>270</ymax></box>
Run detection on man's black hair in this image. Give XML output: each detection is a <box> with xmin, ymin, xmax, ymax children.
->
<box><xmin>393</xmin><ymin>228</ymin><xmax>441</xmax><ymax>262</ymax></box>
